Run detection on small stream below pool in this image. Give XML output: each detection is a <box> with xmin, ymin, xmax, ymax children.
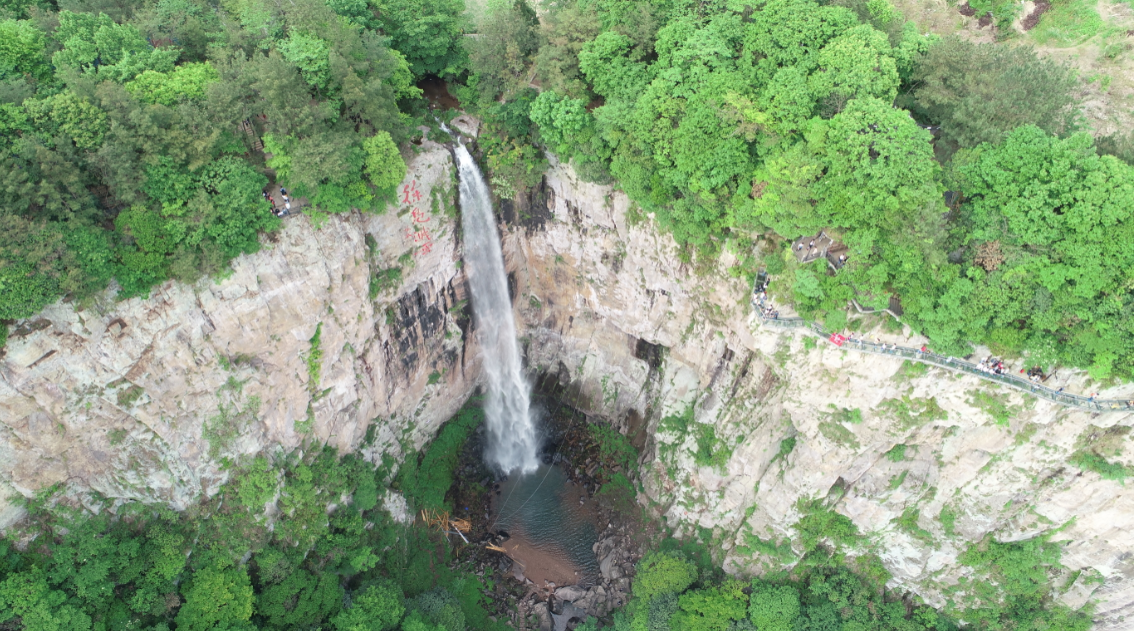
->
<box><xmin>492</xmin><ymin>464</ymin><xmax>600</xmax><ymax>588</ymax></box>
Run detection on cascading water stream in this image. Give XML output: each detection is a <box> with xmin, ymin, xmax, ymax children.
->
<box><xmin>451</xmin><ymin>139</ymin><xmax>540</xmax><ymax>475</ymax></box>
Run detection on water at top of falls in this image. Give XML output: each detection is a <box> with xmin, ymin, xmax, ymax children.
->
<box><xmin>452</xmin><ymin>142</ymin><xmax>541</xmax><ymax>475</ymax></box>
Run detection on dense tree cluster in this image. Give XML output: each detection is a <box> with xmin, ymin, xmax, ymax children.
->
<box><xmin>2</xmin><ymin>0</ymin><xmax>1131</xmax><ymax>378</ymax></box>
<box><xmin>463</xmin><ymin>0</ymin><xmax>1133</xmax><ymax>380</ymax></box>
<box><xmin>571</xmin><ymin>499</ymin><xmax>1090</xmax><ymax>631</ymax></box>
<box><xmin>0</xmin><ymin>406</ymin><xmax>503</xmax><ymax>631</ymax></box>
<box><xmin>0</xmin><ymin>0</ymin><xmax>437</xmax><ymax>334</ymax></box>
<box><xmin>0</xmin><ymin>404</ymin><xmax>1090</xmax><ymax>631</ymax></box>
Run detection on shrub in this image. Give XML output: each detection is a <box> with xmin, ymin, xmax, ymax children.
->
<box><xmin>748</xmin><ymin>582</ymin><xmax>800</xmax><ymax>631</ymax></box>
<box><xmin>236</xmin><ymin>455</ymin><xmax>278</xmax><ymax>512</ymax></box>
<box><xmin>795</xmin><ymin>500</ymin><xmax>858</xmax><ymax>552</ymax></box>
<box><xmin>633</xmin><ymin>551</ymin><xmax>698</xmax><ymax>602</ymax></box>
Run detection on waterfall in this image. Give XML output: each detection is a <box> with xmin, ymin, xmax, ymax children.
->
<box><xmin>452</xmin><ymin>143</ymin><xmax>540</xmax><ymax>475</ymax></box>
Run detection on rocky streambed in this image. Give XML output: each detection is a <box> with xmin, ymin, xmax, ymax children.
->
<box><xmin>445</xmin><ymin>388</ymin><xmax>651</xmax><ymax>630</ymax></box>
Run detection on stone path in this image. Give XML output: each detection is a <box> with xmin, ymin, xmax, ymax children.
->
<box><xmin>754</xmin><ymin>309</ymin><xmax>1134</xmax><ymax>414</ymax></box>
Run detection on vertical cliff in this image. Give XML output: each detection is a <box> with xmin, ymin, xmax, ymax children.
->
<box><xmin>510</xmin><ymin>156</ymin><xmax>1134</xmax><ymax>628</ymax></box>
<box><xmin>0</xmin><ymin>141</ymin><xmax>477</xmax><ymax>523</ymax></box>
<box><xmin>2</xmin><ymin>135</ymin><xmax>1134</xmax><ymax>627</ymax></box>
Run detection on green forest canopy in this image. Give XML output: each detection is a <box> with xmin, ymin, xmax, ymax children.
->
<box><xmin>0</xmin><ymin>404</ymin><xmax>1092</xmax><ymax>631</ymax></box>
<box><xmin>0</xmin><ymin>0</ymin><xmax>1132</xmax><ymax>382</ymax></box>
<box><xmin>464</xmin><ymin>0</ymin><xmax>1133</xmax><ymax>382</ymax></box>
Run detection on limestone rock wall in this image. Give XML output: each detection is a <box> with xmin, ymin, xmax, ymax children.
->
<box><xmin>0</xmin><ymin>141</ymin><xmax>477</xmax><ymax>523</ymax></box>
<box><xmin>510</xmin><ymin>157</ymin><xmax>1134</xmax><ymax>629</ymax></box>
<box><xmin>3</xmin><ymin>136</ymin><xmax>1134</xmax><ymax>627</ymax></box>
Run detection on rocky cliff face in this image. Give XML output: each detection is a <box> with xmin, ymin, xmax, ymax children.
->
<box><xmin>0</xmin><ymin>140</ymin><xmax>476</xmax><ymax>523</ymax></box>
<box><xmin>508</xmin><ymin>157</ymin><xmax>1134</xmax><ymax>628</ymax></box>
<box><xmin>3</xmin><ymin>136</ymin><xmax>1134</xmax><ymax>627</ymax></box>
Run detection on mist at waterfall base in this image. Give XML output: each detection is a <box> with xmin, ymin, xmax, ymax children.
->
<box><xmin>453</xmin><ymin>142</ymin><xmax>541</xmax><ymax>476</ymax></box>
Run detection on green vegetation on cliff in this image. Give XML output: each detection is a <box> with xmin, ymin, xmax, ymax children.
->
<box><xmin>2</xmin><ymin>0</ymin><xmax>1132</xmax><ymax>380</ymax></box>
<box><xmin>0</xmin><ymin>405</ymin><xmax>504</xmax><ymax>631</ymax></box>
<box><xmin>578</xmin><ymin>500</ymin><xmax>1089</xmax><ymax>631</ymax></box>
<box><xmin>0</xmin><ymin>0</ymin><xmax>426</xmax><ymax>323</ymax></box>
<box><xmin>461</xmin><ymin>0</ymin><xmax>1134</xmax><ymax>382</ymax></box>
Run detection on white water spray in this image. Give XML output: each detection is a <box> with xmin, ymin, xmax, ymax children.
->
<box><xmin>452</xmin><ymin>140</ymin><xmax>540</xmax><ymax>475</ymax></box>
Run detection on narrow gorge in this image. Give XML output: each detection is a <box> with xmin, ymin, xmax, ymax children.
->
<box><xmin>2</xmin><ymin>124</ymin><xmax>1133</xmax><ymax>629</ymax></box>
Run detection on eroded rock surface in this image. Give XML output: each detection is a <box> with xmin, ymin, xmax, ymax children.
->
<box><xmin>3</xmin><ymin>141</ymin><xmax>1134</xmax><ymax>627</ymax></box>
<box><xmin>511</xmin><ymin>156</ymin><xmax>1134</xmax><ymax>628</ymax></box>
<box><xmin>0</xmin><ymin>141</ymin><xmax>475</xmax><ymax>520</ymax></box>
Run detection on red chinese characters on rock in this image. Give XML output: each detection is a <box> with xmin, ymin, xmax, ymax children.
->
<box><xmin>402</xmin><ymin>180</ymin><xmax>424</xmax><ymax>205</ymax></box>
<box><xmin>401</xmin><ymin>180</ymin><xmax>434</xmax><ymax>255</ymax></box>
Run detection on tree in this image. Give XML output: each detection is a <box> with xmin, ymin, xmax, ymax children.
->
<box><xmin>256</xmin><ymin>570</ymin><xmax>344</xmax><ymax>629</ymax></box>
<box><xmin>747</xmin><ymin>97</ymin><xmax>941</xmax><ymax>241</ymax></box>
<box><xmin>670</xmin><ymin>581</ymin><xmax>748</xmax><ymax>631</ymax></box>
<box><xmin>125</xmin><ymin>62</ymin><xmax>219</xmax><ymax>105</ymax></box>
<box><xmin>947</xmin><ymin>126</ymin><xmax>1134</xmax><ymax>378</ymax></box>
<box><xmin>748</xmin><ymin>582</ymin><xmax>800</xmax><ymax>631</ymax></box>
<box><xmin>633</xmin><ymin>551</ymin><xmax>698</xmax><ymax>602</ymax></box>
<box><xmin>363</xmin><ymin>131</ymin><xmax>406</xmax><ymax>192</ymax></box>
<box><xmin>0</xmin><ymin>19</ymin><xmax>51</xmax><ymax>82</ymax></box>
<box><xmin>278</xmin><ymin>32</ymin><xmax>332</xmax><ymax>91</ymax></box>
<box><xmin>371</xmin><ymin>0</ymin><xmax>467</xmax><ymax>77</ymax></box>
<box><xmin>809</xmin><ymin>24</ymin><xmax>899</xmax><ymax>108</ymax></box>
<box><xmin>52</xmin><ymin>11</ymin><xmax>179</xmax><ymax>82</ymax></box>
<box><xmin>740</xmin><ymin>0</ymin><xmax>857</xmax><ymax>89</ymax></box>
<box><xmin>405</xmin><ymin>588</ymin><xmax>465</xmax><ymax>631</ymax></box>
<box><xmin>174</xmin><ymin>562</ymin><xmax>255</xmax><ymax>631</ymax></box>
<box><xmin>529</xmin><ymin>90</ymin><xmax>592</xmax><ymax>157</ymax></box>
<box><xmin>0</xmin><ymin>569</ymin><xmax>93</xmax><ymax>631</ymax></box>
<box><xmin>466</xmin><ymin>0</ymin><xmax>540</xmax><ymax>103</ymax></box>
<box><xmin>332</xmin><ymin>582</ymin><xmax>405</xmax><ymax>631</ymax></box>
<box><xmin>909</xmin><ymin>36</ymin><xmax>1081</xmax><ymax>151</ymax></box>
<box><xmin>24</xmin><ymin>91</ymin><xmax>109</xmax><ymax>151</ymax></box>
<box><xmin>534</xmin><ymin>0</ymin><xmax>602</xmax><ymax>99</ymax></box>
<box><xmin>578</xmin><ymin>31</ymin><xmax>650</xmax><ymax>102</ymax></box>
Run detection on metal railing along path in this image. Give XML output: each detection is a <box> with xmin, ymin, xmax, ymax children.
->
<box><xmin>754</xmin><ymin>311</ymin><xmax>1133</xmax><ymax>414</ymax></box>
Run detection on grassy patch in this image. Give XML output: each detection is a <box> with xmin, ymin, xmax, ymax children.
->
<box><xmin>589</xmin><ymin>422</ymin><xmax>640</xmax><ymax>476</ymax></box>
<box><xmin>795</xmin><ymin>499</ymin><xmax>859</xmax><ymax>552</ymax></box>
<box><xmin>885</xmin><ymin>443</ymin><xmax>909</xmax><ymax>462</ymax></box>
<box><xmin>894</xmin><ymin>360</ymin><xmax>930</xmax><ymax>382</ymax></box>
<box><xmin>203</xmin><ymin>396</ymin><xmax>261</xmax><ymax>459</ymax></box>
<box><xmin>819</xmin><ymin>420</ymin><xmax>860</xmax><ymax>449</ymax></box>
<box><xmin>1030</xmin><ymin>0</ymin><xmax>1104</xmax><ymax>47</ymax></box>
<box><xmin>693</xmin><ymin>423</ymin><xmax>733</xmax><ymax>470</ymax></box>
<box><xmin>939</xmin><ymin>505</ymin><xmax>958</xmax><ymax>537</ymax></box>
<box><xmin>828</xmin><ymin>406</ymin><xmax>864</xmax><ymax>424</ymax></box>
<box><xmin>116</xmin><ymin>384</ymin><xmax>145</xmax><ymax>407</ymax></box>
<box><xmin>889</xmin><ymin>470</ymin><xmax>909</xmax><ymax>489</ymax></box>
<box><xmin>108</xmin><ymin>428</ymin><xmax>127</xmax><ymax>445</ymax></box>
<box><xmin>370</xmin><ymin>266</ymin><xmax>403</xmax><ymax>299</ymax></box>
<box><xmin>881</xmin><ymin>395</ymin><xmax>947</xmax><ymax>431</ymax></box>
<box><xmin>658</xmin><ymin>407</ymin><xmax>732</xmax><ymax>471</ymax></box>
<box><xmin>1068</xmin><ymin>425</ymin><xmax>1132</xmax><ymax>481</ymax></box>
<box><xmin>772</xmin><ymin>435</ymin><xmax>796</xmax><ymax>464</ymax></box>
<box><xmin>736</xmin><ymin>532</ymin><xmax>797</xmax><ymax>565</ymax></box>
<box><xmin>306</xmin><ymin>322</ymin><xmax>323</xmax><ymax>392</ymax></box>
<box><xmin>893</xmin><ymin>507</ymin><xmax>934</xmax><ymax>544</ymax></box>
<box><xmin>1015</xmin><ymin>422</ymin><xmax>1040</xmax><ymax>445</ymax></box>
<box><xmin>1068</xmin><ymin>451</ymin><xmax>1130</xmax><ymax>481</ymax></box>
<box><xmin>967</xmin><ymin>389</ymin><xmax>1020</xmax><ymax>426</ymax></box>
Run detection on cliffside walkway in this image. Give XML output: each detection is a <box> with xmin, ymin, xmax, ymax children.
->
<box><xmin>755</xmin><ymin>312</ymin><xmax>1133</xmax><ymax>414</ymax></box>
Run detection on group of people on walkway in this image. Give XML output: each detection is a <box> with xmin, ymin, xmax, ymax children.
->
<box><xmin>263</xmin><ymin>186</ymin><xmax>291</xmax><ymax>217</ymax></box>
<box><xmin>1023</xmin><ymin>366</ymin><xmax>1046</xmax><ymax>383</ymax></box>
<box><xmin>978</xmin><ymin>356</ymin><xmax>1007</xmax><ymax>375</ymax></box>
<box><xmin>754</xmin><ymin>280</ymin><xmax>780</xmax><ymax>319</ymax></box>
